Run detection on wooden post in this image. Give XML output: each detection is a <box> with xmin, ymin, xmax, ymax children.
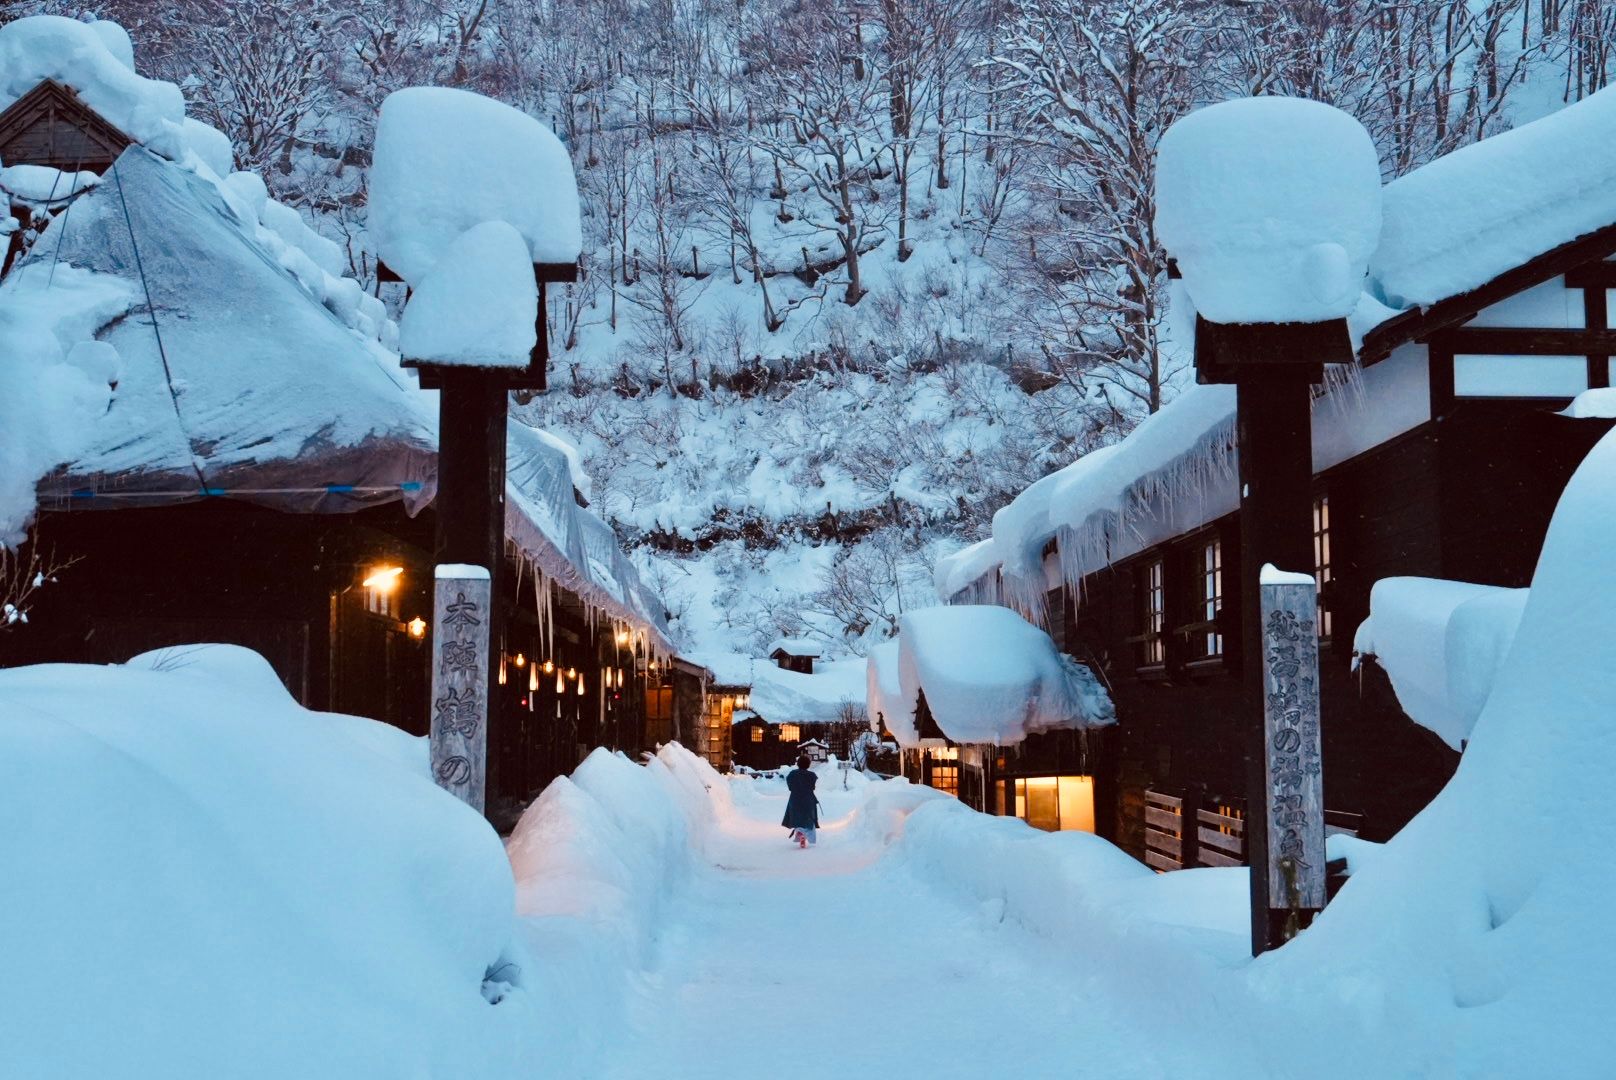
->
<box><xmin>1258</xmin><ymin>566</ymin><xmax>1326</xmax><ymax>940</ymax></box>
<box><xmin>1236</xmin><ymin>376</ymin><xmax>1317</xmax><ymax>955</ymax></box>
<box><xmin>430</xmin><ymin>564</ymin><xmax>492</xmax><ymax>811</ymax></box>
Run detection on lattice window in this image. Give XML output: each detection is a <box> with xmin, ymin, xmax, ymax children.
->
<box><xmin>1313</xmin><ymin>495</ymin><xmax>1333</xmax><ymax>640</ymax></box>
<box><xmin>1140</xmin><ymin>559</ymin><xmax>1165</xmax><ymax>665</ymax></box>
<box><xmin>1192</xmin><ymin>539</ymin><xmax>1223</xmax><ymax>658</ymax></box>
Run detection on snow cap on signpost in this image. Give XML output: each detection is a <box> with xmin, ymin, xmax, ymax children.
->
<box><xmin>1155</xmin><ymin>96</ymin><xmax>1381</xmax><ymax>326</ymax></box>
<box><xmin>368</xmin><ymin>86</ymin><xmax>581</xmax><ymax>288</ymax></box>
<box><xmin>397</xmin><ymin>220</ymin><xmax>538</xmax><ymax>368</ymax></box>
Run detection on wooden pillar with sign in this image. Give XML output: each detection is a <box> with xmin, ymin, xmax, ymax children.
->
<box><xmin>1197</xmin><ymin>316</ymin><xmax>1348</xmax><ymax>954</ymax></box>
<box><xmin>430</xmin><ymin>564</ymin><xmax>492</xmax><ymax>811</ymax></box>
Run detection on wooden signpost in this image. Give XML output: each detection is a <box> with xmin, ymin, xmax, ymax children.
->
<box><xmin>429</xmin><ymin>564</ymin><xmax>491</xmax><ymax>812</ymax></box>
<box><xmin>1258</xmin><ymin>566</ymin><xmax>1326</xmax><ymax>935</ymax></box>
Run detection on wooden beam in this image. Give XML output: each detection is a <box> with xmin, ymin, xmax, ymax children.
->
<box><xmin>1431</xmin><ymin>326</ymin><xmax>1616</xmax><ymax>355</ymax></box>
<box><xmin>1566</xmin><ymin>262</ymin><xmax>1616</xmax><ymax>289</ymax></box>
<box><xmin>1586</xmin><ymin>285</ymin><xmax>1611</xmax><ymax>389</ymax></box>
<box><xmin>1361</xmin><ymin>221</ymin><xmax>1616</xmax><ymax>364</ymax></box>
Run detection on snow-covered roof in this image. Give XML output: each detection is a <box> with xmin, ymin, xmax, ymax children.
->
<box><xmin>1370</xmin><ymin>84</ymin><xmax>1616</xmax><ymax>311</ymax></box>
<box><xmin>934</xmin><ymin>383</ymin><xmax>1237</xmax><ymax>610</ymax></box>
<box><xmin>768</xmin><ymin>636</ymin><xmax>824</xmax><ymax>658</ymax></box>
<box><xmin>1353</xmin><ymin>577</ymin><xmax>1527</xmax><ymax>751</ymax></box>
<box><xmin>895</xmin><ymin>606</ymin><xmax>1114</xmax><ymax>747</ymax></box>
<box><xmin>865</xmin><ymin>640</ymin><xmax>919</xmax><ymax>746</ymax></box>
<box><xmin>369</xmin><ymin>87</ymin><xmax>581</xmax><ymax>286</ymax></box>
<box><xmin>0</xmin><ymin>17</ymin><xmax>186</xmax><ymax>157</ymax></box>
<box><xmin>686</xmin><ymin>650</ymin><xmax>866</xmax><ymax>722</ymax></box>
<box><xmin>22</xmin><ymin>147</ymin><xmax>436</xmax><ymax>509</ymax></box>
<box><xmin>398</xmin><ymin>220</ymin><xmax>537</xmax><ymax>369</ymax></box>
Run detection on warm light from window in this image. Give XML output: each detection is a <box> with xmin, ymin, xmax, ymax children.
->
<box><xmin>407</xmin><ymin>617</ymin><xmax>426</xmax><ymax>639</ymax></box>
<box><xmin>361</xmin><ymin>566</ymin><xmax>403</xmax><ymax>590</ymax></box>
<box><xmin>615</xmin><ymin>629</ymin><xmax>630</xmax><ymax>646</ymax></box>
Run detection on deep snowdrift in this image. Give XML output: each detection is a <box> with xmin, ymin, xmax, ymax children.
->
<box><xmin>0</xmin><ymin>644</ymin><xmax>543</xmax><ymax>1078</ymax></box>
<box><xmin>1264</xmin><ymin>426</ymin><xmax>1616</xmax><ymax>1076</ymax></box>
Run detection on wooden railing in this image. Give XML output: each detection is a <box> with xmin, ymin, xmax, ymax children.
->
<box><xmin>1143</xmin><ymin>789</ymin><xmax>1364</xmax><ymax>876</ymax></box>
<box><xmin>1195</xmin><ymin>806</ymin><xmax>1245</xmax><ymax>868</ymax></box>
<box><xmin>1143</xmin><ymin>790</ymin><xmax>1186</xmax><ymax>872</ymax></box>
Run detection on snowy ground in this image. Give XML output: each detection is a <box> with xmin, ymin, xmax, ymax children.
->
<box><xmin>524</xmin><ymin>760</ymin><xmax>1255</xmax><ymax>1080</ymax></box>
<box><xmin>597</xmin><ymin>775</ymin><xmax>1169</xmax><ymax>1079</ymax></box>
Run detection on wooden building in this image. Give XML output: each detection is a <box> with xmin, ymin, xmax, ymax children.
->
<box><xmin>767</xmin><ymin>637</ymin><xmax>822</xmax><ymax>675</ymax></box>
<box><xmin>0</xmin><ymin>76</ymin><xmax>673</xmax><ymax>829</ymax></box>
<box><xmin>935</xmin><ymin>100</ymin><xmax>1616</xmax><ymax>867</ymax></box>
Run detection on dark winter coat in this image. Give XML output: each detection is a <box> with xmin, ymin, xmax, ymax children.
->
<box><xmin>781</xmin><ymin>767</ymin><xmax>820</xmax><ymax>830</ymax></box>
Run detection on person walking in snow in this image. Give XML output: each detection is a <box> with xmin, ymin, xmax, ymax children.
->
<box><xmin>782</xmin><ymin>754</ymin><xmax>820</xmax><ymax>848</ymax></box>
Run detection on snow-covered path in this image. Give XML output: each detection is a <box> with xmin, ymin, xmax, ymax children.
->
<box><xmin>596</xmin><ymin>776</ymin><xmax>1175</xmax><ymax>1080</ymax></box>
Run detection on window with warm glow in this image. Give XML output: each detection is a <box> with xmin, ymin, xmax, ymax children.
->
<box><xmin>751</xmin><ymin>726</ymin><xmax>763</xmax><ymax>743</ymax></box>
<box><xmin>1140</xmin><ymin>559</ymin><xmax>1165</xmax><ymax>665</ymax></box>
<box><xmin>928</xmin><ymin>763</ymin><xmax>959</xmax><ymax>797</ymax></box>
<box><xmin>1191</xmin><ymin>538</ymin><xmax>1223</xmax><ymax>659</ymax></box>
<box><xmin>1006</xmin><ymin>775</ymin><xmax>1095</xmax><ymax>832</ymax></box>
<box><xmin>1313</xmin><ymin>494</ymin><xmax>1333</xmax><ymax>640</ymax></box>
<box><xmin>779</xmin><ymin>723</ymin><xmax>800</xmax><ymax>742</ymax></box>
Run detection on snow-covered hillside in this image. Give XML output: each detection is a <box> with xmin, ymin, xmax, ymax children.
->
<box><xmin>11</xmin><ymin>0</ymin><xmax>1601</xmax><ymax>660</ymax></box>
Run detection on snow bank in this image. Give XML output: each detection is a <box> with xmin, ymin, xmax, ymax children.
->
<box><xmin>896</xmin><ymin>605</ymin><xmax>1113</xmax><ymax>745</ymax></box>
<box><xmin>1157</xmin><ymin>97</ymin><xmax>1381</xmax><ymax>324</ymax></box>
<box><xmin>369</xmin><ymin>87</ymin><xmax>582</xmax><ymax>286</ymax></box>
<box><xmin>1373</xmin><ymin>84</ymin><xmax>1616</xmax><ymax>310</ymax></box>
<box><xmin>506</xmin><ymin>742</ymin><xmax>721</xmax><ymax>1073</ymax></box>
<box><xmin>0</xmin><ymin>644</ymin><xmax>543</xmax><ymax>1077</ymax></box>
<box><xmin>399</xmin><ymin>220</ymin><xmax>537</xmax><ymax>368</ymax></box>
<box><xmin>1353</xmin><ymin>577</ymin><xmax>1527</xmax><ymax>750</ymax></box>
<box><xmin>1262</xmin><ymin>424</ymin><xmax>1616</xmax><ymax>1076</ymax></box>
<box><xmin>889</xmin><ymin>797</ymin><xmax>1251</xmax><ymax>975</ymax></box>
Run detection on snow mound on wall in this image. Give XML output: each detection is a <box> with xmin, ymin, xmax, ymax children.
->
<box><xmin>400</xmin><ymin>220</ymin><xmax>538</xmax><ymax>367</ymax></box>
<box><xmin>369</xmin><ymin>86</ymin><xmax>582</xmax><ymax>286</ymax></box>
<box><xmin>1264</xmin><ymin>425</ymin><xmax>1616</xmax><ymax>1076</ymax></box>
<box><xmin>896</xmin><ymin>605</ymin><xmax>1114</xmax><ymax>745</ymax></box>
<box><xmin>1353</xmin><ymin>577</ymin><xmax>1527</xmax><ymax>750</ymax></box>
<box><xmin>1373</xmin><ymin>84</ymin><xmax>1616</xmax><ymax>310</ymax></box>
<box><xmin>1156</xmin><ymin>97</ymin><xmax>1381</xmax><ymax>324</ymax></box>
<box><xmin>0</xmin><ymin>644</ymin><xmax>543</xmax><ymax>1078</ymax></box>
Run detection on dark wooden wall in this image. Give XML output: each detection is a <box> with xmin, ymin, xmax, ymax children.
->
<box><xmin>1061</xmin><ymin>405</ymin><xmax>1610</xmax><ymax>861</ymax></box>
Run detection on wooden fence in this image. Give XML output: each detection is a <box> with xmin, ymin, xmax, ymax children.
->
<box><xmin>1142</xmin><ymin>789</ymin><xmax>1361</xmax><ymax>873</ymax></box>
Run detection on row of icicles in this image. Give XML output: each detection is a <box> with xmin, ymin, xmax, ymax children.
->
<box><xmin>498</xmin><ymin>650</ymin><xmax>658</xmax><ymax>695</ymax></box>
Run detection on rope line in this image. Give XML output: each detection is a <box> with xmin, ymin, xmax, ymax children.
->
<box><xmin>110</xmin><ymin>155</ymin><xmax>209</xmax><ymax>496</ymax></box>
